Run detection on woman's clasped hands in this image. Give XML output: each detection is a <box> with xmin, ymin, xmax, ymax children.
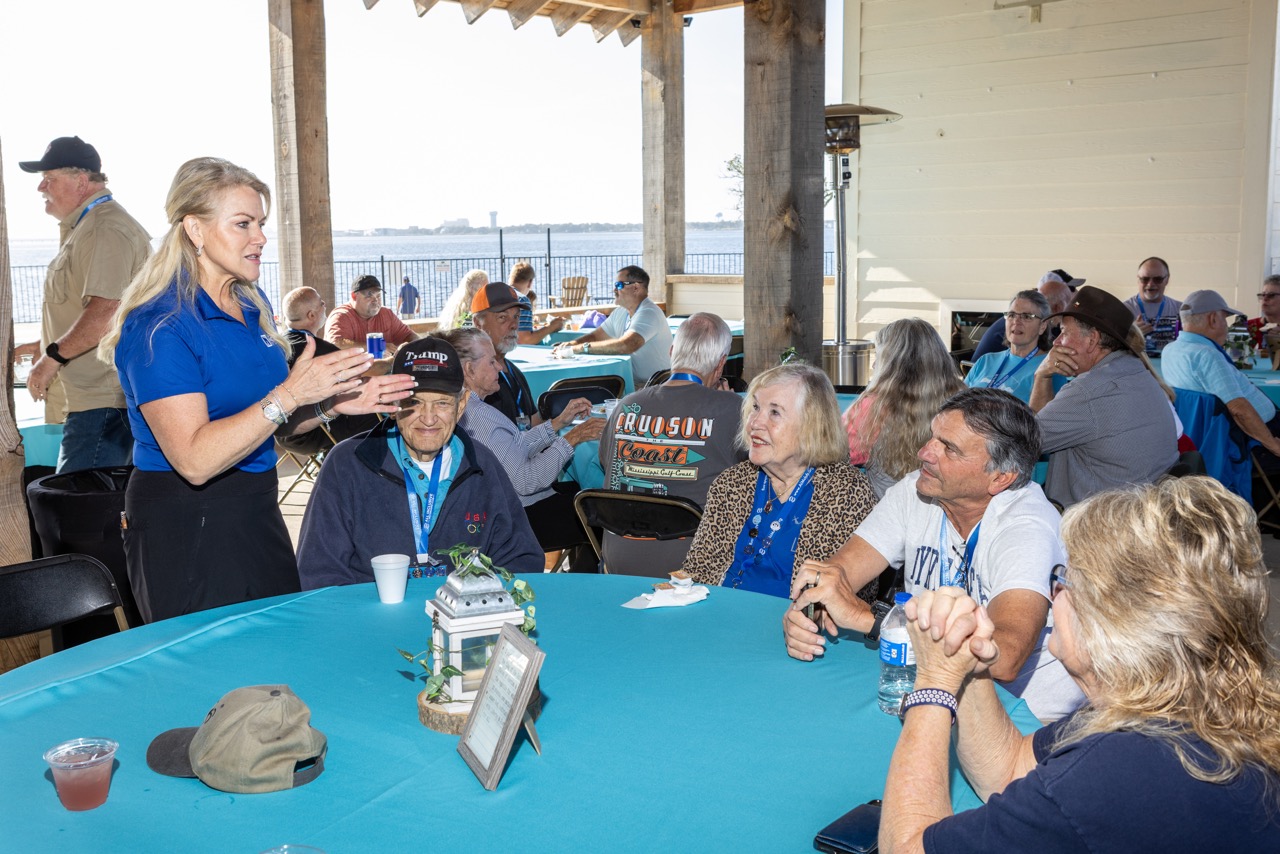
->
<box><xmin>904</xmin><ymin>587</ymin><xmax>1001</xmax><ymax>692</ymax></box>
<box><xmin>286</xmin><ymin>336</ymin><xmax>416</xmax><ymax>416</ymax></box>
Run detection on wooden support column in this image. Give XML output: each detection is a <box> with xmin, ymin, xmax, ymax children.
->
<box><xmin>641</xmin><ymin>4</ymin><xmax>685</xmax><ymax>304</ymax></box>
<box><xmin>743</xmin><ymin>0</ymin><xmax>825</xmax><ymax>377</ymax></box>
<box><xmin>269</xmin><ymin>0</ymin><xmax>336</xmax><ymax>309</ymax></box>
<box><xmin>0</xmin><ymin>139</ymin><xmax>39</xmax><ymax>673</ymax></box>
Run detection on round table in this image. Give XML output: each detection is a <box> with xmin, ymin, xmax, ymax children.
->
<box><xmin>0</xmin><ymin>574</ymin><xmax>1036</xmax><ymax>852</ymax></box>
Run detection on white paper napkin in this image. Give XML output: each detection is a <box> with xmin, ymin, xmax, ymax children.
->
<box><xmin>621</xmin><ymin>585</ymin><xmax>710</xmax><ymax>609</ymax></box>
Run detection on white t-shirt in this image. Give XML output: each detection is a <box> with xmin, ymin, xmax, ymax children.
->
<box><xmin>856</xmin><ymin>471</ymin><xmax>1084</xmax><ymax>721</ymax></box>
<box><xmin>600</xmin><ymin>297</ymin><xmax>673</xmax><ymax>387</ymax></box>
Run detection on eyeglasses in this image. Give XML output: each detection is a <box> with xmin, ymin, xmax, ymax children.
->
<box><xmin>1258</xmin><ymin>293</ymin><xmax>1280</xmax><ymax>300</ymax></box>
<box><xmin>1004</xmin><ymin>311</ymin><xmax>1044</xmax><ymax>322</ymax></box>
<box><xmin>614</xmin><ymin>280</ymin><xmax>641</xmax><ymax>290</ymax></box>
<box><xmin>1050</xmin><ymin>564</ymin><xmax>1072</xmax><ymax>601</ymax></box>
<box><xmin>1138</xmin><ymin>276</ymin><xmax>1168</xmax><ymax>285</ymax></box>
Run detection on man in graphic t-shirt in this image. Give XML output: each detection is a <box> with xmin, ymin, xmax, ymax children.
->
<box><xmin>598</xmin><ymin>313</ymin><xmax>746</xmax><ymax>574</ymax></box>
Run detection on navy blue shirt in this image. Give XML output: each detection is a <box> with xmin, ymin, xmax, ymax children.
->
<box><xmin>924</xmin><ymin>711</ymin><xmax>1280</xmax><ymax>852</ymax></box>
<box><xmin>116</xmin><ymin>282</ymin><xmax>288</xmax><ymax>472</ymax></box>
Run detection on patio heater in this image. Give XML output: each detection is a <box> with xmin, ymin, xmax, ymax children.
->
<box><xmin>823</xmin><ymin>103</ymin><xmax>901</xmax><ymax>388</ymax></box>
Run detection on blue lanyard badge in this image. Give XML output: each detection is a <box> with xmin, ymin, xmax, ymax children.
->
<box><xmin>390</xmin><ymin>430</ymin><xmax>453</xmax><ymax>570</ymax></box>
<box><xmin>73</xmin><ymin>194</ymin><xmax>113</xmax><ymax>228</ymax></box>
<box><xmin>985</xmin><ymin>347</ymin><xmax>1038</xmax><ymax>390</ymax></box>
<box><xmin>670</xmin><ymin>372</ymin><xmax>703</xmax><ymax>385</ymax></box>
<box><xmin>724</xmin><ymin>467</ymin><xmax>817</xmax><ymax>596</ymax></box>
<box><xmin>937</xmin><ymin>517</ymin><xmax>981</xmax><ymax>590</ymax></box>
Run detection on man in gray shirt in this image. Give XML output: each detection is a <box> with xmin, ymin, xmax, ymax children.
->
<box><xmin>1030</xmin><ymin>286</ymin><xmax>1177</xmax><ymax>508</ymax></box>
<box><xmin>598</xmin><ymin>312</ymin><xmax>746</xmax><ymax>574</ymax></box>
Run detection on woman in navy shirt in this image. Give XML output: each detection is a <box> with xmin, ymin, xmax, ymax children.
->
<box><xmin>102</xmin><ymin>157</ymin><xmax>413</xmax><ymax>622</ymax></box>
<box><xmin>880</xmin><ymin>476</ymin><xmax>1280</xmax><ymax>852</ymax></box>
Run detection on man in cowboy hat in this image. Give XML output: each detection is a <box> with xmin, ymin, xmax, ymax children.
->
<box><xmin>1029</xmin><ymin>286</ymin><xmax>1178</xmax><ymax>508</ymax></box>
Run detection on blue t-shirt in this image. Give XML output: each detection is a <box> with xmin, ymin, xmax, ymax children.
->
<box><xmin>116</xmin><ymin>282</ymin><xmax>289</xmax><ymax>473</ymax></box>
<box><xmin>923</xmin><ymin>712</ymin><xmax>1280</xmax><ymax>853</ymax></box>
<box><xmin>964</xmin><ymin>349</ymin><xmax>1066</xmax><ymax>404</ymax></box>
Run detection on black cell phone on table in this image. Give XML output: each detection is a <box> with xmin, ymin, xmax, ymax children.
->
<box><xmin>813</xmin><ymin>800</ymin><xmax>882</xmax><ymax>854</ymax></box>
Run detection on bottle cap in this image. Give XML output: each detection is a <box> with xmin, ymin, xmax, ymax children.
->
<box><xmin>893</xmin><ymin>592</ymin><xmax>912</xmax><ymax>605</ymax></box>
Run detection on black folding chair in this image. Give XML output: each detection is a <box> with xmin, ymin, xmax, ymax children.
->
<box><xmin>0</xmin><ymin>555</ymin><xmax>130</xmax><ymax>657</ymax></box>
<box><xmin>548</xmin><ymin>374</ymin><xmax>626</xmax><ymax>399</ymax></box>
<box><xmin>572</xmin><ymin>489</ymin><xmax>704</xmax><ymax>574</ymax></box>
<box><xmin>537</xmin><ymin>385</ymin><xmax>616</xmax><ymax>422</ymax></box>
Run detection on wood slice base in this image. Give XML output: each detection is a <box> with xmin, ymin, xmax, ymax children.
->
<box><xmin>418</xmin><ymin>692</ymin><xmax>469</xmax><ymax>734</ymax></box>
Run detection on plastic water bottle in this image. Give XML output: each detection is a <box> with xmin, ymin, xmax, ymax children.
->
<box><xmin>877</xmin><ymin>592</ymin><xmax>917</xmax><ymax>715</ymax></box>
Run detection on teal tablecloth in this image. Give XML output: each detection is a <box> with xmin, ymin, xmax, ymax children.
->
<box><xmin>506</xmin><ymin>345</ymin><xmax>633</xmax><ymax>402</ymax></box>
<box><xmin>19</xmin><ymin>423</ymin><xmax>63</xmax><ymax>468</ymax></box>
<box><xmin>0</xmin><ymin>575</ymin><xmax>1037</xmax><ymax>852</ymax></box>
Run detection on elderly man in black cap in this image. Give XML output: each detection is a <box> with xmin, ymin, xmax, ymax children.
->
<box><xmin>15</xmin><ymin>136</ymin><xmax>151</xmax><ymax>472</ymax></box>
<box><xmin>1029</xmin><ymin>286</ymin><xmax>1178</xmax><ymax>508</ymax></box>
<box><xmin>296</xmin><ymin>337</ymin><xmax>543</xmax><ymax>588</ymax></box>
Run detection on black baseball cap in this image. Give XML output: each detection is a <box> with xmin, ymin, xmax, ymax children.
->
<box><xmin>392</xmin><ymin>337</ymin><xmax>464</xmax><ymax>394</ymax></box>
<box><xmin>19</xmin><ymin>136</ymin><xmax>101</xmax><ymax>173</ymax></box>
<box><xmin>352</xmin><ymin>274</ymin><xmax>382</xmax><ymax>294</ymax></box>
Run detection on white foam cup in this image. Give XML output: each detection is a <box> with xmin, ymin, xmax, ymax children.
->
<box><xmin>370</xmin><ymin>554</ymin><xmax>411</xmax><ymax>604</ymax></box>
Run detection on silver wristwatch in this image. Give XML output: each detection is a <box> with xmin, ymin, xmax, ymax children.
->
<box><xmin>260</xmin><ymin>396</ymin><xmax>287</xmax><ymax>426</ymax></box>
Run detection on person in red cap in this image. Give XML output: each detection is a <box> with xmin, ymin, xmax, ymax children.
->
<box><xmin>15</xmin><ymin>135</ymin><xmax>151</xmax><ymax>472</ymax></box>
<box><xmin>324</xmin><ymin>274</ymin><xmax>418</xmax><ymax>354</ymax></box>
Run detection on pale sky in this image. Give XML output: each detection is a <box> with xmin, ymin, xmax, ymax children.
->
<box><xmin>1</xmin><ymin>0</ymin><xmax>843</xmax><ymax>241</ymax></box>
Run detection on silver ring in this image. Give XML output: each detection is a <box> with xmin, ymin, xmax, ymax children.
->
<box><xmin>815</xmin><ymin>570</ymin><xmax>822</xmax><ymax>586</ymax></box>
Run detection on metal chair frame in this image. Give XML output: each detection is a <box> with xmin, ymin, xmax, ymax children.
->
<box><xmin>572</xmin><ymin>489</ymin><xmax>704</xmax><ymax>574</ymax></box>
<box><xmin>277</xmin><ymin>422</ymin><xmax>339</xmax><ymax>505</ymax></box>
<box><xmin>547</xmin><ymin>374</ymin><xmax>627</xmax><ymax>399</ymax></box>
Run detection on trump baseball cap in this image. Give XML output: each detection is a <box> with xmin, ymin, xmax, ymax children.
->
<box><xmin>392</xmin><ymin>337</ymin><xmax>464</xmax><ymax>394</ymax></box>
<box><xmin>470</xmin><ymin>282</ymin><xmax>522</xmax><ymax>315</ymax></box>
<box><xmin>19</xmin><ymin>136</ymin><xmax>101</xmax><ymax>173</ymax></box>
<box><xmin>146</xmin><ymin>685</ymin><xmax>326</xmax><ymax>794</ymax></box>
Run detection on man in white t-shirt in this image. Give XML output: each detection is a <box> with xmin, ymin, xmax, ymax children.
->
<box><xmin>786</xmin><ymin>387</ymin><xmax>1083</xmax><ymax>721</ymax></box>
<box><xmin>552</xmin><ymin>265</ymin><xmax>672</xmax><ymax>388</ymax></box>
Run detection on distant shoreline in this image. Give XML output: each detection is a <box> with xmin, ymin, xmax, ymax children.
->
<box><xmin>337</xmin><ymin>220</ymin><xmax>752</xmax><ymax>237</ymax></box>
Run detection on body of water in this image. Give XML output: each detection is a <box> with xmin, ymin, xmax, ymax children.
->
<box><xmin>9</xmin><ymin>226</ymin><xmax>836</xmax><ymax>322</ymax></box>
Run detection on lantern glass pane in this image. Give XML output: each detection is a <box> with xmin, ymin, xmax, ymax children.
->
<box><xmin>461</xmin><ymin>635</ymin><xmax>496</xmax><ymax>692</ymax></box>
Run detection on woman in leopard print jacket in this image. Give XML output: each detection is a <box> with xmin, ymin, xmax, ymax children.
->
<box><xmin>680</xmin><ymin>363</ymin><xmax>877</xmax><ymax>602</ymax></box>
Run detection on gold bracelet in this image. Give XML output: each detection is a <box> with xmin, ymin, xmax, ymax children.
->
<box><xmin>277</xmin><ymin>384</ymin><xmax>299</xmax><ymax>408</ymax></box>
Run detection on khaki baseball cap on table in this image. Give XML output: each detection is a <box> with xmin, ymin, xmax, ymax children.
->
<box><xmin>146</xmin><ymin>685</ymin><xmax>327</xmax><ymax>794</ymax></box>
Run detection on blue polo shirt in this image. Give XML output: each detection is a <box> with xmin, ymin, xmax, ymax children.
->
<box><xmin>1161</xmin><ymin>330</ymin><xmax>1276</xmax><ymax>422</ymax></box>
<box><xmin>116</xmin><ymin>281</ymin><xmax>289</xmax><ymax>472</ymax></box>
<box><xmin>517</xmin><ymin>294</ymin><xmax>534</xmax><ymax>332</ymax></box>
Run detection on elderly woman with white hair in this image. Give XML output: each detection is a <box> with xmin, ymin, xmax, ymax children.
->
<box><xmin>879</xmin><ymin>475</ymin><xmax>1280</xmax><ymax>851</ymax></box>
<box><xmin>681</xmin><ymin>363</ymin><xmax>876</xmax><ymax>599</ymax></box>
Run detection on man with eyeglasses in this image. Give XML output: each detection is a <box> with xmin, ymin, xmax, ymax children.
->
<box><xmin>552</xmin><ymin>265</ymin><xmax>672</xmax><ymax>388</ymax></box>
<box><xmin>1162</xmin><ymin>289</ymin><xmax>1280</xmax><ymax>457</ymax></box>
<box><xmin>1123</xmin><ymin>256</ymin><xmax>1181</xmax><ymax>353</ymax></box>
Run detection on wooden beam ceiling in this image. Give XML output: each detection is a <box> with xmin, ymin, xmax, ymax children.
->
<box><xmin>360</xmin><ymin>0</ymin><xmax>746</xmax><ymax>44</ymax></box>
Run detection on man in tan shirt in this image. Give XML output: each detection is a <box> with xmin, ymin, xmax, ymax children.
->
<box><xmin>16</xmin><ymin>136</ymin><xmax>150</xmax><ymax>471</ymax></box>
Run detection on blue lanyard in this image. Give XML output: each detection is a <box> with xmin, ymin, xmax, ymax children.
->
<box><xmin>937</xmin><ymin>517</ymin><xmax>981</xmax><ymax>589</ymax></box>
<box><xmin>985</xmin><ymin>347</ymin><xmax>1038</xmax><ymax>390</ymax></box>
<box><xmin>670</xmin><ymin>372</ymin><xmax>702</xmax><ymax>384</ymax></box>
<box><xmin>1139</xmin><ymin>297</ymin><xmax>1167</xmax><ymax>325</ymax></box>
<box><xmin>396</xmin><ymin>434</ymin><xmax>444</xmax><ymax>559</ymax></box>
<box><xmin>501</xmin><ymin>364</ymin><xmax>523</xmax><ymax>409</ymax></box>
<box><xmin>73</xmin><ymin>194</ymin><xmax>113</xmax><ymax>228</ymax></box>
<box><xmin>727</xmin><ymin>467</ymin><xmax>817</xmax><ymax>585</ymax></box>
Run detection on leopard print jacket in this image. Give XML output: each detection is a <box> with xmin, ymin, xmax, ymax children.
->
<box><xmin>680</xmin><ymin>460</ymin><xmax>879</xmax><ymax>602</ymax></box>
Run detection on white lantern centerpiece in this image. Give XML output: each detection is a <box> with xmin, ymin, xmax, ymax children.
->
<box><xmin>408</xmin><ymin>545</ymin><xmax>535</xmax><ymax>734</ymax></box>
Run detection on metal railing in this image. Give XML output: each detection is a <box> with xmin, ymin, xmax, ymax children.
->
<box><xmin>9</xmin><ymin>251</ymin><xmax>836</xmax><ymax>323</ymax></box>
